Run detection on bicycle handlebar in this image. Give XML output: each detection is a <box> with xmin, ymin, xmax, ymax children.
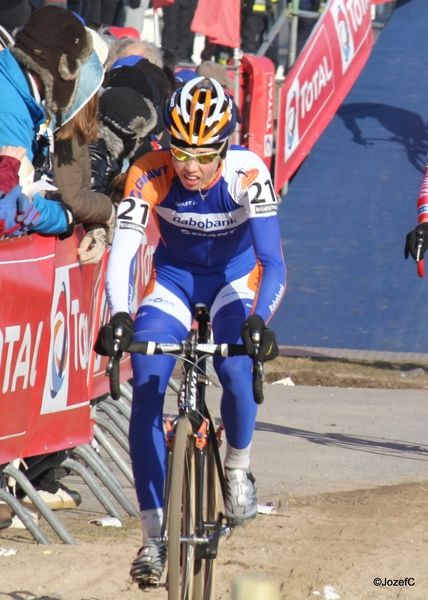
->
<box><xmin>106</xmin><ymin>340</ymin><xmax>265</xmax><ymax>404</ymax></box>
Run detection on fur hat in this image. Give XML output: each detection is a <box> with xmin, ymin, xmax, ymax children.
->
<box><xmin>11</xmin><ymin>6</ymin><xmax>93</xmax><ymax>115</ymax></box>
<box><xmin>0</xmin><ymin>0</ymin><xmax>31</xmax><ymax>33</ymax></box>
<box><xmin>98</xmin><ymin>86</ymin><xmax>158</xmax><ymax>160</ymax></box>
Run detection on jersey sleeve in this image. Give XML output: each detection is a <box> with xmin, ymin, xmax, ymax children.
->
<box><xmin>250</xmin><ymin>214</ymin><xmax>286</xmax><ymax>323</ymax></box>
<box><xmin>105</xmin><ymin>151</ymin><xmax>172</xmax><ymax>316</ymax></box>
<box><xmin>228</xmin><ymin>150</ymin><xmax>286</xmax><ymax>323</ymax></box>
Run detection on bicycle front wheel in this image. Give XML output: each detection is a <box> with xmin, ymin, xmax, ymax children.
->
<box><xmin>168</xmin><ymin>416</ymin><xmax>196</xmax><ymax>600</ymax></box>
<box><xmin>192</xmin><ymin>437</ymin><xmax>218</xmax><ymax>600</ymax></box>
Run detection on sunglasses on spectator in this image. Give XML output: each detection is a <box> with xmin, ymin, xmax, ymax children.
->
<box><xmin>170</xmin><ymin>143</ymin><xmax>225</xmax><ymax>164</ymax></box>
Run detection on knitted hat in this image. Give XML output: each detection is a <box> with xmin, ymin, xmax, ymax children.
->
<box><xmin>0</xmin><ymin>0</ymin><xmax>31</xmax><ymax>33</ymax></box>
<box><xmin>11</xmin><ymin>6</ymin><xmax>93</xmax><ymax>115</ymax></box>
<box><xmin>196</xmin><ymin>61</ymin><xmax>234</xmax><ymax>89</ymax></box>
<box><xmin>135</xmin><ymin>58</ymin><xmax>169</xmax><ymax>110</ymax></box>
<box><xmin>99</xmin><ymin>86</ymin><xmax>157</xmax><ymax>152</ymax></box>
<box><xmin>104</xmin><ymin>65</ymin><xmax>155</xmax><ymax>103</ymax></box>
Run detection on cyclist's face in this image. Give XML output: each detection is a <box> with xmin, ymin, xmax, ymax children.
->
<box><xmin>172</xmin><ymin>146</ymin><xmax>221</xmax><ymax>191</ymax></box>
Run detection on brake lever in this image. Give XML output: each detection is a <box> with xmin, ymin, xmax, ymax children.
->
<box><xmin>106</xmin><ymin>325</ymin><xmax>124</xmax><ymax>375</ymax></box>
<box><xmin>415</xmin><ymin>230</ymin><xmax>425</xmax><ymax>278</ymax></box>
<box><xmin>251</xmin><ymin>331</ymin><xmax>265</xmax><ymax>404</ymax></box>
<box><xmin>416</xmin><ymin>229</ymin><xmax>424</xmax><ymax>263</ymax></box>
<box><xmin>251</xmin><ymin>331</ymin><xmax>265</xmax><ymax>383</ymax></box>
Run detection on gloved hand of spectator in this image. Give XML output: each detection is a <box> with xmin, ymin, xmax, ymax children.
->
<box><xmin>129</xmin><ymin>0</ymin><xmax>141</xmax><ymax>7</ymax></box>
<box><xmin>16</xmin><ymin>191</ymin><xmax>41</xmax><ymax>229</ymax></box>
<box><xmin>241</xmin><ymin>314</ymin><xmax>279</xmax><ymax>362</ymax></box>
<box><xmin>77</xmin><ymin>225</ymin><xmax>107</xmax><ymax>264</ymax></box>
<box><xmin>404</xmin><ymin>223</ymin><xmax>428</xmax><ymax>260</ymax></box>
<box><xmin>94</xmin><ymin>312</ymin><xmax>134</xmax><ymax>357</ymax></box>
<box><xmin>0</xmin><ymin>185</ymin><xmax>25</xmax><ymax>236</ymax></box>
<box><xmin>104</xmin><ymin>205</ymin><xmax>116</xmax><ymax>245</ymax></box>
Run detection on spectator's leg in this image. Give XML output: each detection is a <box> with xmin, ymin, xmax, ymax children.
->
<box><xmin>161</xmin><ymin>2</ymin><xmax>181</xmax><ymax>58</ymax></box>
<box><xmin>176</xmin><ymin>0</ymin><xmax>199</xmax><ymax>62</ymax></box>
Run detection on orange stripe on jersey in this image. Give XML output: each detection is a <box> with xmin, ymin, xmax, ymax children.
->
<box><xmin>240</xmin><ymin>168</ymin><xmax>260</xmax><ymax>190</ymax></box>
<box><xmin>124</xmin><ymin>150</ymin><xmax>175</xmax><ymax>209</ymax></box>
<box><xmin>247</xmin><ymin>263</ymin><xmax>261</xmax><ymax>294</ymax></box>
<box><xmin>142</xmin><ymin>267</ymin><xmax>157</xmax><ymax>298</ymax></box>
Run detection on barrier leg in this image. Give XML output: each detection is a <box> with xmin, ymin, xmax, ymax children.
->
<box><xmin>21</xmin><ymin>455</ymin><xmax>124</xmax><ymax>521</ymax></box>
<box><xmin>119</xmin><ymin>381</ymin><xmax>133</xmax><ymax>402</ymax></box>
<box><xmin>0</xmin><ymin>488</ymin><xmax>50</xmax><ymax>545</ymax></box>
<box><xmin>92</xmin><ymin>414</ymin><xmax>130</xmax><ymax>453</ymax></box>
<box><xmin>2</xmin><ymin>465</ymin><xmax>76</xmax><ymax>545</ymax></box>
<box><xmin>71</xmin><ymin>446</ymin><xmax>139</xmax><ymax>517</ymax></box>
<box><xmin>103</xmin><ymin>396</ymin><xmax>131</xmax><ymax>421</ymax></box>
<box><xmin>98</xmin><ymin>401</ymin><xmax>130</xmax><ymax>437</ymax></box>
<box><xmin>93</xmin><ymin>424</ymin><xmax>134</xmax><ymax>485</ymax></box>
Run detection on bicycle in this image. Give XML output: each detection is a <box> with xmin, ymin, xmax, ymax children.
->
<box><xmin>106</xmin><ymin>303</ymin><xmax>264</xmax><ymax>600</ymax></box>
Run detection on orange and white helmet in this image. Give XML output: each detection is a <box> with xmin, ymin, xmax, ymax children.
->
<box><xmin>164</xmin><ymin>76</ymin><xmax>236</xmax><ymax>146</ymax></box>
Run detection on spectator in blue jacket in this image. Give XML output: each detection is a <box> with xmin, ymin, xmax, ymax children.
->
<box><xmin>0</xmin><ymin>5</ymin><xmax>94</xmax><ymax>237</ymax></box>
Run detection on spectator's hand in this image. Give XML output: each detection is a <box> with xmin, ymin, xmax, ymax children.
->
<box><xmin>94</xmin><ymin>312</ymin><xmax>134</xmax><ymax>357</ymax></box>
<box><xmin>404</xmin><ymin>223</ymin><xmax>428</xmax><ymax>260</ymax></box>
<box><xmin>0</xmin><ymin>185</ymin><xmax>24</xmax><ymax>236</ymax></box>
<box><xmin>77</xmin><ymin>226</ymin><xmax>107</xmax><ymax>264</ymax></box>
<box><xmin>241</xmin><ymin>314</ymin><xmax>279</xmax><ymax>362</ymax></box>
<box><xmin>0</xmin><ymin>146</ymin><xmax>26</xmax><ymax>161</ymax></box>
<box><xmin>16</xmin><ymin>192</ymin><xmax>41</xmax><ymax>229</ymax></box>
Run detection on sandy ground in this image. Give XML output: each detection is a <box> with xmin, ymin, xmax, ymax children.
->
<box><xmin>1</xmin><ymin>359</ymin><xmax>428</xmax><ymax>600</ymax></box>
<box><xmin>1</xmin><ymin>481</ymin><xmax>428</xmax><ymax>600</ymax></box>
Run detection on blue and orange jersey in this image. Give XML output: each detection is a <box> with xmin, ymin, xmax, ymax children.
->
<box><xmin>106</xmin><ymin>146</ymin><xmax>286</xmax><ymax>323</ymax></box>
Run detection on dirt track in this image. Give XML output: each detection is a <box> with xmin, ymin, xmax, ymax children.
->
<box><xmin>1</xmin><ymin>358</ymin><xmax>428</xmax><ymax>600</ymax></box>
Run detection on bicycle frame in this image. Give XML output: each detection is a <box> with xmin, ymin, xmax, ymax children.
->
<box><xmin>161</xmin><ymin>304</ymin><xmax>229</xmax><ymax>560</ymax></box>
<box><xmin>106</xmin><ymin>307</ymin><xmax>264</xmax><ymax>599</ymax></box>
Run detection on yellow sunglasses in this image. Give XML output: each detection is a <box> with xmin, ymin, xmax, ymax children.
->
<box><xmin>170</xmin><ymin>143</ymin><xmax>225</xmax><ymax>164</ymax></box>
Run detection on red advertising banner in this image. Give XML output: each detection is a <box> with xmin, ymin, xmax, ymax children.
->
<box><xmin>240</xmin><ymin>55</ymin><xmax>276</xmax><ymax>170</ymax></box>
<box><xmin>0</xmin><ymin>224</ymin><xmax>158</xmax><ymax>464</ymax></box>
<box><xmin>274</xmin><ymin>0</ymin><xmax>374</xmax><ymax>193</ymax></box>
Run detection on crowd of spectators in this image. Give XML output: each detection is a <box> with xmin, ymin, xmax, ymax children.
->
<box><xmin>0</xmin><ymin>2</ymin><xmax>175</xmax><ymax>528</ymax></box>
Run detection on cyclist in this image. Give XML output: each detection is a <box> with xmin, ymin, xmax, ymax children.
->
<box><xmin>405</xmin><ymin>157</ymin><xmax>428</xmax><ymax>263</ymax></box>
<box><xmin>96</xmin><ymin>76</ymin><xmax>286</xmax><ymax>588</ymax></box>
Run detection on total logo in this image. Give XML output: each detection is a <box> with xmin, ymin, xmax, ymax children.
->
<box><xmin>50</xmin><ymin>281</ymin><xmax>69</xmax><ymax>399</ymax></box>
<box><xmin>42</xmin><ymin>266</ymin><xmax>71</xmax><ymax>413</ymax></box>
<box><xmin>337</xmin><ymin>5</ymin><xmax>352</xmax><ymax>64</ymax></box>
<box><xmin>286</xmin><ymin>89</ymin><xmax>299</xmax><ymax>152</ymax></box>
<box><xmin>41</xmin><ymin>266</ymin><xmax>90</xmax><ymax>415</ymax></box>
<box><xmin>285</xmin><ymin>51</ymin><xmax>333</xmax><ymax>159</ymax></box>
<box><xmin>331</xmin><ymin>0</ymin><xmax>371</xmax><ymax>74</ymax></box>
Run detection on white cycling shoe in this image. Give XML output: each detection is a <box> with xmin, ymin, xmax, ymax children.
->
<box><xmin>224</xmin><ymin>468</ymin><xmax>257</xmax><ymax>526</ymax></box>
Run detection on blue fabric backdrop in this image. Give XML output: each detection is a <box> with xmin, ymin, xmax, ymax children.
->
<box><xmin>271</xmin><ymin>0</ymin><xmax>428</xmax><ymax>353</ymax></box>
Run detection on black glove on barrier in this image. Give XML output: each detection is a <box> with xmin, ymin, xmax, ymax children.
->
<box><xmin>404</xmin><ymin>222</ymin><xmax>428</xmax><ymax>260</ymax></box>
<box><xmin>94</xmin><ymin>312</ymin><xmax>134</xmax><ymax>357</ymax></box>
<box><xmin>241</xmin><ymin>314</ymin><xmax>279</xmax><ymax>362</ymax></box>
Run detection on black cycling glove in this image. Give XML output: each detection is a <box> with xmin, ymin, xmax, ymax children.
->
<box><xmin>94</xmin><ymin>312</ymin><xmax>134</xmax><ymax>357</ymax></box>
<box><xmin>404</xmin><ymin>222</ymin><xmax>428</xmax><ymax>260</ymax></box>
<box><xmin>241</xmin><ymin>314</ymin><xmax>279</xmax><ymax>362</ymax></box>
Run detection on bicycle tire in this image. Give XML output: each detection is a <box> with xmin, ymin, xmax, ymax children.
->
<box><xmin>168</xmin><ymin>416</ymin><xmax>196</xmax><ymax>600</ymax></box>
<box><xmin>192</xmin><ymin>437</ymin><xmax>218</xmax><ymax>600</ymax></box>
